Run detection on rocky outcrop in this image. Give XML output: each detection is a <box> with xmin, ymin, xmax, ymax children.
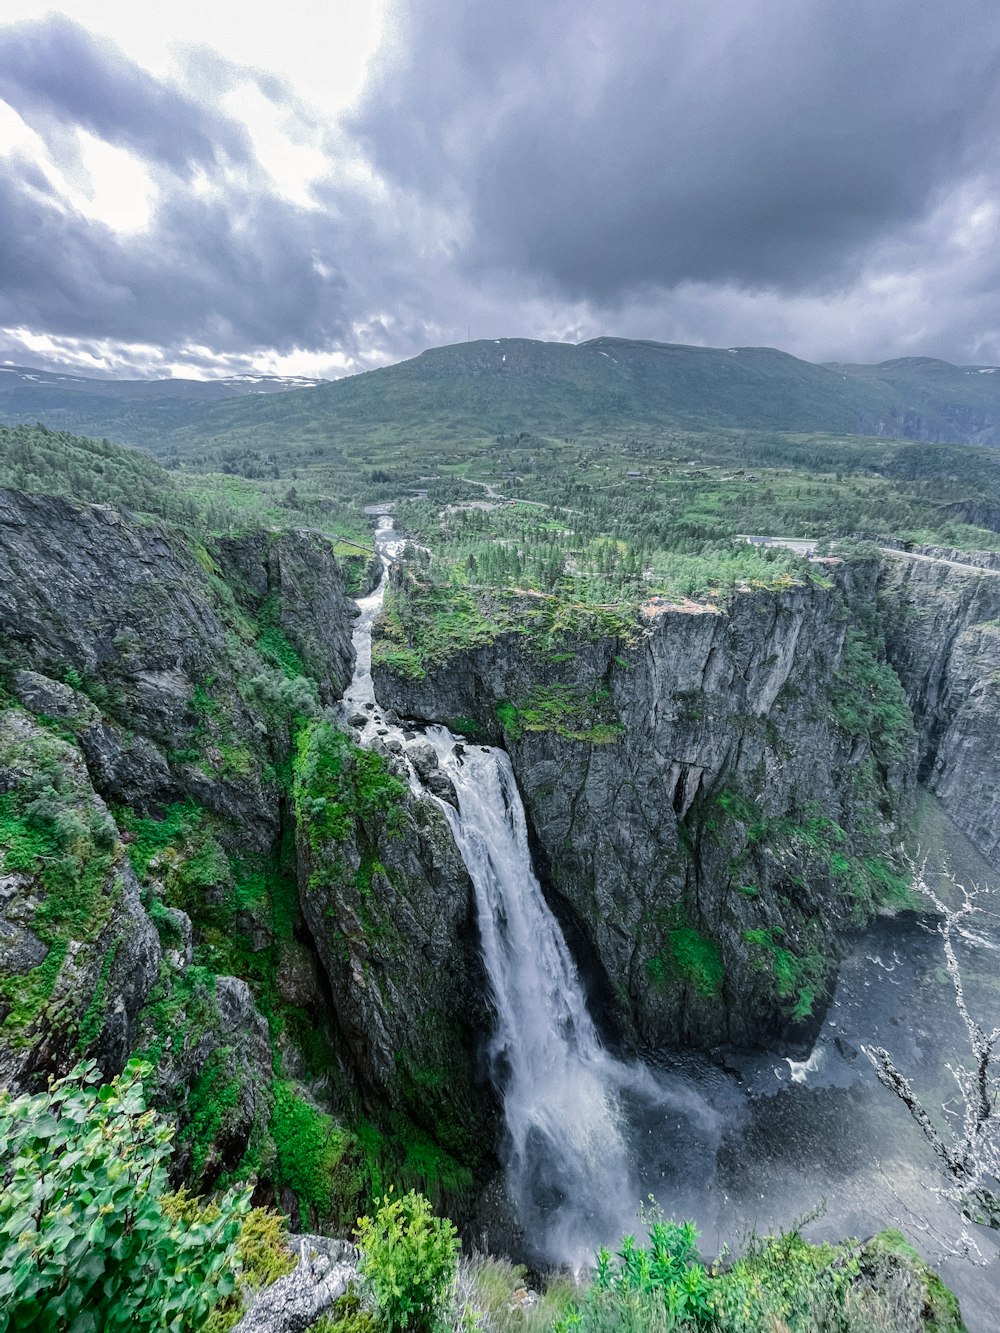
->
<box><xmin>0</xmin><ymin>488</ymin><xmax>357</xmax><ymax>843</ymax></box>
<box><xmin>0</xmin><ymin>707</ymin><xmax>161</xmax><ymax>1089</ymax></box>
<box><xmin>232</xmin><ymin>1238</ymin><xmax>358</xmax><ymax>1333</ymax></box>
<box><xmin>294</xmin><ymin>721</ymin><xmax>496</xmax><ymax>1166</ymax></box>
<box><xmin>213</xmin><ymin>529</ymin><xmax>358</xmax><ymax>705</ymax></box>
<box><xmin>375</xmin><ymin>562</ymin><xmax>915</xmax><ymax>1049</ymax></box>
<box><xmin>0</xmin><ymin>702</ymin><xmax>275</xmax><ymax>1176</ymax></box>
<box><xmin>0</xmin><ymin>488</ymin><xmax>360</xmax><ymax>1184</ymax></box>
<box><xmin>878</xmin><ymin>547</ymin><xmax>1000</xmax><ymax>865</ymax></box>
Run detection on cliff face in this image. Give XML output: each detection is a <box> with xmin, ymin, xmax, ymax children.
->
<box><xmin>0</xmin><ymin>489</ymin><xmax>359</xmax><ymax>841</ymax></box>
<box><xmin>374</xmin><ymin>562</ymin><xmax>915</xmax><ymax>1049</ymax></box>
<box><xmin>878</xmin><ymin>547</ymin><xmax>1000</xmax><ymax>866</ymax></box>
<box><xmin>0</xmin><ymin>486</ymin><xmax>496</xmax><ymax>1211</ymax></box>
<box><xmin>293</xmin><ymin>721</ymin><xmax>497</xmax><ymax>1173</ymax></box>
<box><xmin>0</xmin><ymin>489</ymin><xmax>360</xmax><ymax>1192</ymax></box>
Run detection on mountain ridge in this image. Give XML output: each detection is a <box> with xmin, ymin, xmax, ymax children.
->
<box><xmin>5</xmin><ymin>337</ymin><xmax>1000</xmax><ymax>454</ymax></box>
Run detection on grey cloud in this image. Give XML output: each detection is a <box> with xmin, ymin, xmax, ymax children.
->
<box><xmin>0</xmin><ymin>15</ymin><xmax>252</xmax><ymax>177</ymax></box>
<box><xmin>0</xmin><ymin>17</ymin><xmax>424</xmax><ymax>365</ymax></box>
<box><xmin>0</xmin><ymin>156</ymin><xmax>358</xmax><ymax>353</ymax></box>
<box><xmin>356</xmin><ymin>0</ymin><xmax>1000</xmax><ymax>299</ymax></box>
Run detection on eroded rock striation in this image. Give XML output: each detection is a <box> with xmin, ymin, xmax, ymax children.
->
<box><xmin>375</xmin><ymin>561</ymin><xmax>916</xmax><ymax>1048</ymax></box>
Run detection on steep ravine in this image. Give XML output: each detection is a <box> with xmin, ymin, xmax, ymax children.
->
<box><xmin>0</xmin><ymin>488</ymin><xmax>495</xmax><ymax>1222</ymax></box>
<box><xmin>2</xmin><ymin>483</ymin><xmax>996</xmax><ymax>1277</ymax></box>
<box><xmin>374</xmin><ymin>558</ymin><xmax>917</xmax><ymax>1050</ymax></box>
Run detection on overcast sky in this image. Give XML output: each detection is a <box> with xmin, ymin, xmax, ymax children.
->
<box><xmin>2</xmin><ymin>1</ymin><xmax>1000</xmax><ymax>379</ymax></box>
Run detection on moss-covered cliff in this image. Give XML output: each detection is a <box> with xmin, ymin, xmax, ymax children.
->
<box><xmin>374</xmin><ymin>557</ymin><xmax>917</xmax><ymax>1049</ymax></box>
<box><xmin>0</xmin><ymin>487</ymin><xmax>494</xmax><ymax>1228</ymax></box>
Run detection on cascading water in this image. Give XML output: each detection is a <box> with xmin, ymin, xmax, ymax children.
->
<box><xmin>419</xmin><ymin>725</ymin><xmax>709</xmax><ymax>1264</ymax></box>
<box><xmin>343</xmin><ymin>516</ymin><xmax>717</xmax><ymax>1266</ymax></box>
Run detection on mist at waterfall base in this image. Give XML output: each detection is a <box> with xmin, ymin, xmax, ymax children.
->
<box><xmin>347</xmin><ymin>516</ymin><xmax>999</xmax><ymax>1327</ymax></box>
<box><xmin>424</xmin><ymin>727</ymin><xmax>722</xmax><ymax>1269</ymax></box>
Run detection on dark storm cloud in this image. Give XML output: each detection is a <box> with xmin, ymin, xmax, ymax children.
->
<box><xmin>0</xmin><ymin>15</ymin><xmax>252</xmax><ymax>177</ymax></box>
<box><xmin>356</xmin><ymin>0</ymin><xmax>1000</xmax><ymax>300</ymax></box>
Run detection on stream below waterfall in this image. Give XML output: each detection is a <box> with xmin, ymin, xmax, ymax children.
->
<box><xmin>344</xmin><ymin>515</ymin><xmax>1000</xmax><ymax>1329</ymax></box>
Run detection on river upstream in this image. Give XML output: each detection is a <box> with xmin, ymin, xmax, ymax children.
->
<box><xmin>349</xmin><ymin>516</ymin><xmax>1000</xmax><ymax>1331</ymax></box>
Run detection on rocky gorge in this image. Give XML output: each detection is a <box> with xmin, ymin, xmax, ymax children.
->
<box><xmin>1</xmin><ymin>484</ymin><xmax>999</xmax><ymax>1253</ymax></box>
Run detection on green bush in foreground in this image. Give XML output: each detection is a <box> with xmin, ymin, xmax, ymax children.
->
<box><xmin>0</xmin><ymin>1060</ymin><xmax>251</xmax><ymax>1333</ymax></box>
<box><xmin>356</xmin><ymin>1189</ymin><xmax>459</xmax><ymax>1333</ymax></box>
<box><xmin>549</xmin><ymin>1207</ymin><xmax>964</xmax><ymax>1333</ymax></box>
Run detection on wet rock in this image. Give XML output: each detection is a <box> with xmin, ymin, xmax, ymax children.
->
<box><xmin>405</xmin><ymin>740</ymin><xmax>440</xmax><ymax>779</ymax></box>
<box><xmin>347</xmin><ymin>711</ymin><xmax>369</xmax><ymax>728</ymax></box>
<box><xmin>835</xmin><ymin>1035</ymin><xmax>859</xmax><ymax>1061</ymax></box>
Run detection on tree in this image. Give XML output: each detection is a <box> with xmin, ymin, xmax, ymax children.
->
<box><xmin>864</xmin><ymin>866</ymin><xmax>1000</xmax><ymax>1234</ymax></box>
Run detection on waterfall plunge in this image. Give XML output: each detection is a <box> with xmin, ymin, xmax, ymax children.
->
<box><xmin>346</xmin><ymin>517</ymin><xmax>717</xmax><ymax>1267</ymax></box>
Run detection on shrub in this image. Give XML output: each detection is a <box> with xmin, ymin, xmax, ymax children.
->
<box><xmin>355</xmin><ymin>1190</ymin><xmax>459</xmax><ymax>1333</ymax></box>
<box><xmin>0</xmin><ymin>1060</ymin><xmax>251</xmax><ymax>1332</ymax></box>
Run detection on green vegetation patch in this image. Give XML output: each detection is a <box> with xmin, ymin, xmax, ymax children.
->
<box><xmin>832</xmin><ymin>626</ymin><xmax>915</xmax><ymax>765</ymax></box>
<box><xmin>743</xmin><ymin>926</ymin><xmax>827</xmax><ymax>1023</ymax></box>
<box><xmin>293</xmin><ymin>720</ymin><xmax>406</xmax><ymax>847</ymax></box>
<box><xmin>646</xmin><ymin>915</ymin><xmax>725</xmax><ymax>1000</ymax></box>
<box><xmin>496</xmin><ymin>683</ymin><xmax>623</xmax><ymax>744</ymax></box>
<box><xmin>269</xmin><ymin>1080</ymin><xmax>365</xmax><ymax>1229</ymax></box>
<box><xmin>0</xmin><ymin>709</ymin><xmax>119</xmax><ymax>1044</ymax></box>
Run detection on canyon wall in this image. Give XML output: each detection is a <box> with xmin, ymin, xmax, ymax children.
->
<box><xmin>878</xmin><ymin>547</ymin><xmax>1000</xmax><ymax>866</ymax></box>
<box><xmin>375</xmin><ymin>560</ymin><xmax>916</xmax><ymax>1050</ymax></box>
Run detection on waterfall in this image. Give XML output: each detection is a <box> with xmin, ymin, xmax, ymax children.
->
<box><xmin>344</xmin><ymin>516</ymin><xmax>716</xmax><ymax>1267</ymax></box>
<box><xmin>421</xmin><ymin>726</ymin><xmax>682</xmax><ymax>1264</ymax></box>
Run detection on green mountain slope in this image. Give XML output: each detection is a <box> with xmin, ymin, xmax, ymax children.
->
<box><xmin>0</xmin><ymin>363</ymin><xmax>323</xmax><ymax>450</ymax></box>
<box><xmin>149</xmin><ymin>337</ymin><xmax>1000</xmax><ymax>457</ymax></box>
<box><xmin>7</xmin><ymin>339</ymin><xmax>1000</xmax><ymax>461</ymax></box>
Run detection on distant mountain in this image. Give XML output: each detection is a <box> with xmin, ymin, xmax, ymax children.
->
<box><xmin>5</xmin><ymin>340</ymin><xmax>1000</xmax><ymax>457</ymax></box>
<box><xmin>159</xmin><ymin>339</ymin><xmax>1000</xmax><ymax>457</ymax></box>
<box><xmin>0</xmin><ymin>363</ymin><xmax>324</xmax><ymax>449</ymax></box>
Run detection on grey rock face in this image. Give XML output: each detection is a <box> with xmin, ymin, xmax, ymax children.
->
<box><xmin>138</xmin><ymin>960</ymin><xmax>274</xmax><ymax>1188</ymax></box>
<box><xmin>297</xmin><ymin>773</ymin><xmax>496</xmax><ymax>1156</ymax></box>
<box><xmin>12</xmin><ymin>669</ymin><xmax>178</xmax><ymax>807</ymax></box>
<box><xmin>0</xmin><ymin>490</ymin><xmax>358</xmax><ymax>844</ymax></box>
<box><xmin>0</xmin><ymin>489</ymin><xmax>357</xmax><ymax>1180</ymax></box>
<box><xmin>376</xmin><ymin>564</ymin><xmax>913</xmax><ymax>1048</ymax></box>
<box><xmin>214</xmin><ymin>528</ymin><xmax>359</xmax><ymax>705</ymax></box>
<box><xmin>878</xmin><ymin>547</ymin><xmax>1000</xmax><ymax>866</ymax></box>
<box><xmin>231</xmin><ymin>1239</ymin><xmax>358</xmax><ymax>1333</ymax></box>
